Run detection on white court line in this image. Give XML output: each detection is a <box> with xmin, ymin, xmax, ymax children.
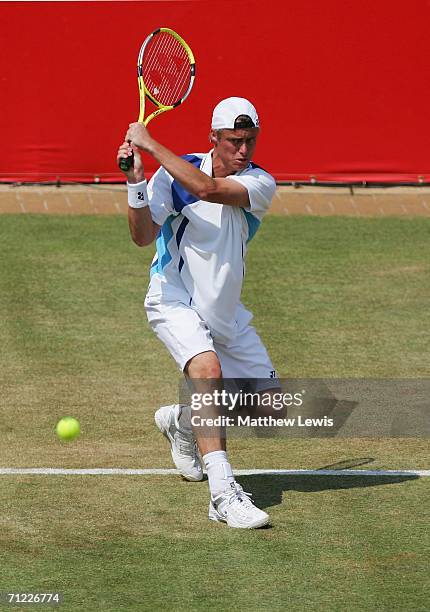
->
<box><xmin>0</xmin><ymin>468</ymin><xmax>429</xmax><ymax>476</ymax></box>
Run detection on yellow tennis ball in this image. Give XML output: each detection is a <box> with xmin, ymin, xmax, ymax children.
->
<box><xmin>56</xmin><ymin>417</ymin><xmax>80</xmax><ymax>441</ymax></box>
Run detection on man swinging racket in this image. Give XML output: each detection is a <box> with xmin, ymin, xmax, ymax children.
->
<box><xmin>118</xmin><ymin>97</ymin><xmax>279</xmax><ymax>528</ymax></box>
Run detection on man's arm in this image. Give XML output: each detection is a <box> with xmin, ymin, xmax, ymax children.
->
<box><xmin>126</xmin><ymin>123</ymin><xmax>250</xmax><ymax>207</ymax></box>
<box><xmin>117</xmin><ymin>140</ymin><xmax>160</xmax><ymax>247</ymax></box>
<box><xmin>128</xmin><ymin>207</ymin><xmax>160</xmax><ymax>247</ymax></box>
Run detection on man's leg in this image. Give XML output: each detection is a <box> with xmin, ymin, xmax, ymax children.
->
<box><xmin>185</xmin><ymin>351</ymin><xmax>232</xmax><ymax>493</ymax></box>
<box><xmin>148</xmin><ymin>299</ymin><xmax>216</xmax><ymax>483</ymax></box>
<box><xmin>185</xmin><ymin>350</ymin><xmax>269</xmax><ymax>529</ymax></box>
<box><xmin>146</xmin><ymin>297</ymin><xmax>269</xmax><ymax>527</ymax></box>
<box><xmin>185</xmin><ymin>350</ymin><xmax>225</xmax><ymax>454</ymax></box>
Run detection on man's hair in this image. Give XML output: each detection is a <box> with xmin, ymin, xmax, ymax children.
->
<box><xmin>214</xmin><ymin>115</ymin><xmax>258</xmax><ymax>140</ymax></box>
<box><xmin>233</xmin><ymin>114</ymin><xmax>256</xmax><ymax>129</ymax></box>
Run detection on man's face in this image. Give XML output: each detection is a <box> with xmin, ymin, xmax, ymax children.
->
<box><xmin>211</xmin><ymin>127</ymin><xmax>259</xmax><ymax>174</ymax></box>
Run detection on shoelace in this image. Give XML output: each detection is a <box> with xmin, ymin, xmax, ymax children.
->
<box><xmin>227</xmin><ymin>486</ymin><xmax>254</xmax><ymax>508</ymax></box>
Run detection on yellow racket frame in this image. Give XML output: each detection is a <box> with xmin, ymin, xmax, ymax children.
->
<box><xmin>137</xmin><ymin>27</ymin><xmax>196</xmax><ymax>126</ymax></box>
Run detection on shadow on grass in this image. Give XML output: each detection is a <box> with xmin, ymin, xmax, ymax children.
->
<box><xmin>317</xmin><ymin>457</ymin><xmax>375</xmax><ymax>470</ymax></box>
<box><xmin>235</xmin><ymin>472</ymin><xmax>420</xmax><ymax>510</ymax></box>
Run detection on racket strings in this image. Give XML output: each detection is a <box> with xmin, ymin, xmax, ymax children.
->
<box><xmin>161</xmin><ymin>37</ymin><xmax>189</xmax><ymax>101</ymax></box>
<box><xmin>145</xmin><ymin>33</ymin><xmax>177</xmax><ymax>98</ymax></box>
<box><xmin>146</xmin><ymin>34</ymin><xmax>188</xmax><ymax>103</ymax></box>
<box><xmin>142</xmin><ymin>32</ymin><xmax>191</xmax><ymax>105</ymax></box>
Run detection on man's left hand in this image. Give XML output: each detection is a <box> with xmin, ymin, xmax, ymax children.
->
<box><xmin>126</xmin><ymin>122</ymin><xmax>153</xmax><ymax>152</ymax></box>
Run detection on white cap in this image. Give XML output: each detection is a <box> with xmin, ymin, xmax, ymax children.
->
<box><xmin>211</xmin><ymin>97</ymin><xmax>260</xmax><ymax>130</ymax></box>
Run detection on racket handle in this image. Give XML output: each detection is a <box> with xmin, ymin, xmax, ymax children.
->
<box><xmin>119</xmin><ymin>152</ymin><xmax>134</xmax><ymax>171</ymax></box>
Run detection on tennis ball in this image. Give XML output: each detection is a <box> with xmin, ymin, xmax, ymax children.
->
<box><xmin>56</xmin><ymin>417</ymin><xmax>80</xmax><ymax>441</ymax></box>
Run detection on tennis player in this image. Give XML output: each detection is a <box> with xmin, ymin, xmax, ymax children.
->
<box><xmin>118</xmin><ymin>97</ymin><xmax>279</xmax><ymax>528</ymax></box>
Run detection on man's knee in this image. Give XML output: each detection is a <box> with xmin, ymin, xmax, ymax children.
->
<box><xmin>185</xmin><ymin>350</ymin><xmax>222</xmax><ymax>379</ymax></box>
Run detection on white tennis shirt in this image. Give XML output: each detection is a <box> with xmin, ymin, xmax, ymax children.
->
<box><xmin>146</xmin><ymin>150</ymin><xmax>276</xmax><ymax>344</ymax></box>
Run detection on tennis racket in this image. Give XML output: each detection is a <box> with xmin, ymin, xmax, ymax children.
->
<box><xmin>119</xmin><ymin>27</ymin><xmax>196</xmax><ymax>171</ymax></box>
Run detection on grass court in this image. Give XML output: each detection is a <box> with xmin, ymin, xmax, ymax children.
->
<box><xmin>0</xmin><ymin>214</ymin><xmax>429</xmax><ymax>610</ymax></box>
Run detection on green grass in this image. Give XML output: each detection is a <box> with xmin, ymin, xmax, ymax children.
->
<box><xmin>243</xmin><ymin>216</ymin><xmax>430</xmax><ymax>377</ymax></box>
<box><xmin>0</xmin><ymin>214</ymin><xmax>429</xmax><ymax>611</ymax></box>
<box><xmin>0</xmin><ymin>475</ymin><xmax>429</xmax><ymax>611</ymax></box>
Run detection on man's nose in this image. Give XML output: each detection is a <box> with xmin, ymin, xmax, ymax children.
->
<box><xmin>239</xmin><ymin>142</ymin><xmax>248</xmax><ymax>156</ymax></box>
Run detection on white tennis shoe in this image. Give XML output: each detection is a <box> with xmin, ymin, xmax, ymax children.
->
<box><xmin>154</xmin><ymin>404</ymin><xmax>203</xmax><ymax>482</ymax></box>
<box><xmin>208</xmin><ymin>483</ymin><xmax>269</xmax><ymax>529</ymax></box>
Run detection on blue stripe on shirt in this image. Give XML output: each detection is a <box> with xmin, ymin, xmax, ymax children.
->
<box><xmin>150</xmin><ymin>215</ymin><xmax>175</xmax><ymax>277</ymax></box>
<box><xmin>171</xmin><ymin>155</ymin><xmax>201</xmax><ymax>213</ymax></box>
<box><xmin>176</xmin><ymin>217</ymin><xmax>189</xmax><ymax>248</ymax></box>
<box><xmin>242</xmin><ymin>209</ymin><xmax>261</xmax><ymax>242</ymax></box>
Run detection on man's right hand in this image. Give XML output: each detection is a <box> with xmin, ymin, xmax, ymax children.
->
<box><xmin>117</xmin><ymin>141</ymin><xmax>145</xmax><ymax>184</ymax></box>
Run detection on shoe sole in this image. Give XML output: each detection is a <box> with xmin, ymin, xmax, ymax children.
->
<box><xmin>154</xmin><ymin>407</ymin><xmax>203</xmax><ymax>482</ymax></box>
<box><xmin>208</xmin><ymin>505</ymin><xmax>269</xmax><ymax>529</ymax></box>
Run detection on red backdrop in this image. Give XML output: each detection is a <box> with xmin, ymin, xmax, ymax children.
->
<box><xmin>1</xmin><ymin>0</ymin><xmax>430</xmax><ymax>183</ymax></box>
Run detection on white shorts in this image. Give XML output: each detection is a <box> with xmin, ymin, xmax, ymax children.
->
<box><xmin>145</xmin><ymin>294</ymin><xmax>277</xmax><ymax>388</ymax></box>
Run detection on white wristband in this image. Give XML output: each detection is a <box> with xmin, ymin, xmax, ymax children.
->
<box><xmin>127</xmin><ymin>180</ymin><xmax>149</xmax><ymax>208</ymax></box>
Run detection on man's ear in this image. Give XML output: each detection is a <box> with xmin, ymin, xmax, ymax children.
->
<box><xmin>209</xmin><ymin>129</ymin><xmax>218</xmax><ymax>145</ymax></box>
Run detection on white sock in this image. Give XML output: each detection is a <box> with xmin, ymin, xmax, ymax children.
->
<box><xmin>203</xmin><ymin>450</ymin><xmax>235</xmax><ymax>497</ymax></box>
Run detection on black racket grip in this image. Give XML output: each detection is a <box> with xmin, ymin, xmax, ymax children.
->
<box><xmin>119</xmin><ymin>152</ymin><xmax>134</xmax><ymax>171</ymax></box>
